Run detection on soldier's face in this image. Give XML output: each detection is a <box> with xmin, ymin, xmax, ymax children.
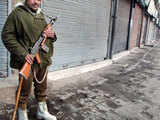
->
<box><xmin>26</xmin><ymin>0</ymin><xmax>41</xmax><ymax>11</ymax></box>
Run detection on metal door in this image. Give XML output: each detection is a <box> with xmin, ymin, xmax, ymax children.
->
<box><xmin>0</xmin><ymin>0</ymin><xmax>8</xmax><ymax>77</ymax></box>
<box><xmin>112</xmin><ymin>0</ymin><xmax>130</xmax><ymax>54</ymax></box>
<box><xmin>130</xmin><ymin>4</ymin><xmax>143</xmax><ymax>48</ymax></box>
<box><xmin>42</xmin><ymin>0</ymin><xmax>111</xmax><ymax>71</ymax></box>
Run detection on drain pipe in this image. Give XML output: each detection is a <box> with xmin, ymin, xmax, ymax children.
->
<box><xmin>108</xmin><ymin>0</ymin><xmax>118</xmax><ymax>59</ymax></box>
<box><xmin>126</xmin><ymin>0</ymin><xmax>135</xmax><ymax>50</ymax></box>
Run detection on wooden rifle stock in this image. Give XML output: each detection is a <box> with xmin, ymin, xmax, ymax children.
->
<box><xmin>35</xmin><ymin>53</ymin><xmax>41</xmax><ymax>64</ymax></box>
<box><xmin>41</xmin><ymin>34</ymin><xmax>47</xmax><ymax>46</ymax></box>
<box><xmin>12</xmin><ymin>53</ymin><xmax>40</xmax><ymax>119</ymax></box>
<box><xmin>19</xmin><ymin>17</ymin><xmax>57</xmax><ymax>80</ymax></box>
<box><xmin>11</xmin><ymin>76</ymin><xmax>24</xmax><ymax>120</ymax></box>
<box><xmin>19</xmin><ymin>61</ymin><xmax>31</xmax><ymax>80</ymax></box>
<box><xmin>19</xmin><ymin>53</ymin><xmax>40</xmax><ymax>80</ymax></box>
<box><xmin>11</xmin><ymin>17</ymin><xmax>57</xmax><ymax>120</ymax></box>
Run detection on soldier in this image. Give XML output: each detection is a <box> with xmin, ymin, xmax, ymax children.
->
<box><xmin>1</xmin><ymin>0</ymin><xmax>57</xmax><ymax>120</ymax></box>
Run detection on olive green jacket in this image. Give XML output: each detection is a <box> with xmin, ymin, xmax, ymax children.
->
<box><xmin>1</xmin><ymin>5</ymin><xmax>57</xmax><ymax>69</ymax></box>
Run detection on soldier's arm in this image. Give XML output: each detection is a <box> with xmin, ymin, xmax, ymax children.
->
<box><xmin>1</xmin><ymin>11</ymin><xmax>28</xmax><ymax>61</ymax></box>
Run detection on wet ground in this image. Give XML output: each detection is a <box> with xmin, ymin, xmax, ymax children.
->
<box><xmin>1</xmin><ymin>45</ymin><xmax>160</xmax><ymax>120</ymax></box>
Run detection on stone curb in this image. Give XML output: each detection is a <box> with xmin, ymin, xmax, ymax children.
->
<box><xmin>48</xmin><ymin>49</ymin><xmax>133</xmax><ymax>81</ymax></box>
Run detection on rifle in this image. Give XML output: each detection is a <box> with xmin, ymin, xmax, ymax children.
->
<box><xmin>19</xmin><ymin>17</ymin><xmax>57</xmax><ymax>80</ymax></box>
<box><xmin>11</xmin><ymin>17</ymin><xmax>57</xmax><ymax>120</ymax></box>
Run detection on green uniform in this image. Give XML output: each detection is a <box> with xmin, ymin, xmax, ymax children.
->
<box><xmin>1</xmin><ymin>4</ymin><xmax>57</xmax><ymax>109</ymax></box>
<box><xmin>2</xmin><ymin>5</ymin><xmax>57</xmax><ymax>69</ymax></box>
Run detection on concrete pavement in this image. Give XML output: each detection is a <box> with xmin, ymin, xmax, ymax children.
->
<box><xmin>0</xmin><ymin>44</ymin><xmax>160</xmax><ymax>120</ymax></box>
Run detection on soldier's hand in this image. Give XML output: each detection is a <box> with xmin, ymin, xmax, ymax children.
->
<box><xmin>25</xmin><ymin>54</ymin><xmax>33</xmax><ymax>64</ymax></box>
<box><xmin>44</xmin><ymin>26</ymin><xmax>55</xmax><ymax>38</ymax></box>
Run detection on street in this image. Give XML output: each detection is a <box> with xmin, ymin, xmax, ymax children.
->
<box><xmin>1</xmin><ymin>45</ymin><xmax>160</xmax><ymax>120</ymax></box>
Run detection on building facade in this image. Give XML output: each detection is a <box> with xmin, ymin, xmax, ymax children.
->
<box><xmin>0</xmin><ymin>0</ymin><xmax>160</xmax><ymax>77</ymax></box>
<box><xmin>42</xmin><ymin>0</ymin><xmax>112</xmax><ymax>71</ymax></box>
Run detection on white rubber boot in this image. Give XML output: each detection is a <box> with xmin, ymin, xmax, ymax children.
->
<box><xmin>37</xmin><ymin>102</ymin><xmax>57</xmax><ymax>120</ymax></box>
<box><xmin>18</xmin><ymin>108</ymin><xmax>29</xmax><ymax>120</ymax></box>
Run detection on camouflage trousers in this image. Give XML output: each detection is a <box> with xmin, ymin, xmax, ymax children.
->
<box><xmin>17</xmin><ymin>65</ymin><xmax>48</xmax><ymax>110</ymax></box>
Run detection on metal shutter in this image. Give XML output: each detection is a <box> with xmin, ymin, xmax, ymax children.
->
<box><xmin>112</xmin><ymin>0</ymin><xmax>130</xmax><ymax>54</ymax></box>
<box><xmin>42</xmin><ymin>0</ymin><xmax>111</xmax><ymax>71</ymax></box>
<box><xmin>130</xmin><ymin>4</ymin><xmax>142</xmax><ymax>48</ymax></box>
<box><xmin>0</xmin><ymin>0</ymin><xmax>8</xmax><ymax>77</ymax></box>
<box><xmin>147</xmin><ymin>21</ymin><xmax>156</xmax><ymax>45</ymax></box>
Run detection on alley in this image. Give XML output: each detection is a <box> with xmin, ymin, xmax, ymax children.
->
<box><xmin>1</xmin><ymin>44</ymin><xmax>160</xmax><ymax>120</ymax></box>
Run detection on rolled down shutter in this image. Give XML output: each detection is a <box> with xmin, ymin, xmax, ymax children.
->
<box><xmin>0</xmin><ymin>0</ymin><xmax>8</xmax><ymax>77</ymax></box>
<box><xmin>112</xmin><ymin>0</ymin><xmax>130</xmax><ymax>54</ymax></box>
<box><xmin>42</xmin><ymin>0</ymin><xmax>111</xmax><ymax>71</ymax></box>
